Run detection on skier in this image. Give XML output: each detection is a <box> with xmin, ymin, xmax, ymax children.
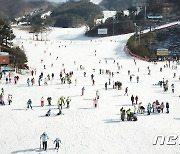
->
<box><xmin>27</xmin><ymin>99</ymin><xmax>32</xmax><ymax>109</ymax></box>
<box><xmin>27</xmin><ymin>78</ymin><xmax>30</xmax><ymax>87</ymax></box>
<box><xmin>121</xmin><ymin>110</ymin><xmax>126</xmax><ymax>121</ymax></box>
<box><xmin>45</xmin><ymin>109</ymin><xmax>51</xmax><ymax>117</ymax></box>
<box><xmin>38</xmin><ymin>77</ymin><xmax>41</xmax><ymax>86</ymax></box>
<box><xmin>126</xmin><ymin>109</ymin><xmax>131</xmax><ymax>121</ymax></box>
<box><xmin>105</xmin><ymin>82</ymin><xmax>107</xmax><ymax>90</ymax></box>
<box><xmin>131</xmin><ymin>95</ymin><xmax>134</xmax><ymax>105</ymax></box>
<box><xmin>152</xmin><ymin>101</ymin><xmax>156</xmax><ymax>113</ymax></box>
<box><xmin>60</xmin><ymin>96</ymin><xmax>65</xmax><ymax>105</ymax></box>
<box><xmin>93</xmin><ymin>97</ymin><xmax>98</xmax><ymax>108</ymax></box>
<box><xmin>31</xmin><ymin>70</ymin><xmax>34</xmax><ymax>76</ymax></box>
<box><xmin>136</xmin><ymin>76</ymin><xmax>139</xmax><ymax>83</ymax></box>
<box><xmin>160</xmin><ymin>102</ymin><xmax>164</xmax><ymax>113</ymax></box>
<box><xmin>40</xmin><ymin>132</ymin><xmax>49</xmax><ymax>151</ymax></box>
<box><xmin>171</xmin><ymin>84</ymin><xmax>175</xmax><ymax>93</ymax></box>
<box><xmin>47</xmin><ymin>97</ymin><xmax>52</xmax><ymax>106</ymax></box>
<box><xmin>7</xmin><ymin>94</ymin><xmax>12</xmax><ymax>105</ymax></box>
<box><xmin>57</xmin><ymin>98</ymin><xmax>62</xmax><ymax>110</ymax></box>
<box><xmin>1</xmin><ymin>88</ymin><xmax>4</xmax><ymax>95</ymax></box>
<box><xmin>54</xmin><ymin>138</ymin><xmax>62</xmax><ymax>151</ymax></box>
<box><xmin>91</xmin><ymin>74</ymin><xmax>94</xmax><ymax>80</ymax></box>
<box><xmin>130</xmin><ymin>75</ymin><xmax>132</xmax><ymax>82</ymax></box>
<box><xmin>166</xmin><ymin>102</ymin><xmax>169</xmax><ymax>113</ymax></box>
<box><xmin>66</xmin><ymin>97</ymin><xmax>71</xmax><ymax>108</ymax></box>
<box><xmin>124</xmin><ymin>87</ymin><xmax>128</xmax><ymax>96</ymax></box>
<box><xmin>41</xmin><ymin>97</ymin><xmax>45</xmax><ymax>107</ymax></box>
<box><xmin>135</xmin><ymin>95</ymin><xmax>138</xmax><ymax>104</ymax></box>
<box><xmin>81</xmin><ymin>87</ymin><xmax>85</xmax><ymax>96</ymax></box>
<box><xmin>147</xmin><ymin>103</ymin><xmax>151</xmax><ymax>115</ymax></box>
<box><xmin>96</xmin><ymin>90</ymin><xmax>100</xmax><ymax>100</ymax></box>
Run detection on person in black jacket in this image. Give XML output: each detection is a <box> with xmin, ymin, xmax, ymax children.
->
<box><xmin>166</xmin><ymin>102</ymin><xmax>169</xmax><ymax>113</ymax></box>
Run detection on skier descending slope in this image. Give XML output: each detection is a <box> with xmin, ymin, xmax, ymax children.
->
<box><xmin>40</xmin><ymin>132</ymin><xmax>49</xmax><ymax>151</ymax></box>
<box><xmin>27</xmin><ymin>99</ymin><xmax>32</xmax><ymax>109</ymax></box>
<box><xmin>54</xmin><ymin>137</ymin><xmax>62</xmax><ymax>152</ymax></box>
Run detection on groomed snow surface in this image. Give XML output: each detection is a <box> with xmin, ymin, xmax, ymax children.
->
<box><xmin>0</xmin><ymin>24</ymin><xmax>180</xmax><ymax>154</ymax></box>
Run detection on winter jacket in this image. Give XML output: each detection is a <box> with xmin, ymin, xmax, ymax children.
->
<box><xmin>41</xmin><ymin>133</ymin><xmax>49</xmax><ymax>142</ymax></box>
<box><xmin>58</xmin><ymin>99</ymin><xmax>62</xmax><ymax>105</ymax></box>
<box><xmin>54</xmin><ymin>138</ymin><xmax>61</xmax><ymax>144</ymax></box>
<box><xmin>66</xmin><ymin>98</ymin><xmax>71</xmax><ymax>103</ymax></box>
<box><xmin>166</xmin><ymin>103</ymin><xmax>169</xmax><ymax>108</ymax></box>
<box><xmin>27</xmin><ymin>99</ymin><xmax>32</xmax><ymax>105</ymax></box>
<box><xmin>147</xmin><ymin>105</ymin><xmax>151</xmax><ymax>111</ymax></box>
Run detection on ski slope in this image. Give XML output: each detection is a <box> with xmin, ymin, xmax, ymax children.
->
<box><xmin>0</xmin><ymin>22</ymin><xmax>179</xmax><ymax>154</ymax></box>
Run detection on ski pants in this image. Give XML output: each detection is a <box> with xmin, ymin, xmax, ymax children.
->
<box><xmin>42</xmin><ymin>141</ymin><xmax>47</xmax><ymax>150</ymax></box>
<box><xmin>55</xmin><ymin>143</ymin><xmax>59</xmax><ymax>149</ymax></box>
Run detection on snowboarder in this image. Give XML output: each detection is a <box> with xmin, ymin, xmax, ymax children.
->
<box><xmin>40</xmin><ymin>132</ymin><xmax>49</xmax><ymax>151</ymax></box>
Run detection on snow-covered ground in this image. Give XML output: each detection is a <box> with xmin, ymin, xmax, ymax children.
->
<box><xmin>0</xmin><ymin>22</ymin><xmax>180</xmax><ymax>154</ymax></box>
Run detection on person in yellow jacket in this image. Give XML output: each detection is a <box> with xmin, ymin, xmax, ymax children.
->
<box><xmin>60</xmin><ymin>96</ymin><xmax>65</xmax><ymax>105</ymax></box>
<box><xmin>66</xmin><ymin>97</ymin><xmax>71</xmax><ymax>108</ymax></box>
<box><xmin>57</xmin><ymin>98</ymin><xmax>62</xmax><ymax>110</ymax></box>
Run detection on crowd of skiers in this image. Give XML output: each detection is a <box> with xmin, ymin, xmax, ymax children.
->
<box><xmin>26</xmin><ymin>95</ymin><xmax>72</xmax><ymax>116</ymax></box>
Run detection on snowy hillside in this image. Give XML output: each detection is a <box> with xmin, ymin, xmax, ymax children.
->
<box><xmin>90</xmin><ymin>0</ymin><xmax>102</xmax><ymax>4</ymax></box>
<box><xmin>0</xmin><ymin>21</ymin><xmax>180</xmax><ymax>154</ymax></box>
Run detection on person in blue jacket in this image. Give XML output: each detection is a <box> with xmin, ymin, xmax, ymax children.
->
<box><xmin>54</xmin><ymin>137</ymin><xmax>62</xmax><ymax>150</ymax></box>
<box><xmin>40</xmin><ymin>132</ymin><xmax>49</xmax><ymax>150</ymax></box>
<box><xmin>147</xmin><ymin>103</ymin><xmax>151</xmax><ymax>115</ymax></box>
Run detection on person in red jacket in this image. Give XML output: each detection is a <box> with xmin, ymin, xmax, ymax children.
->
<box><xmin>135</xmin><ymin>95</ymin><xmax>138</xmax><ymax>104</ymax></box>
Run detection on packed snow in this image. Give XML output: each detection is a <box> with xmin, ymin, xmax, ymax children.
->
<box><xmin>0</xmin><ymin>22</ymin><xmax>180</xmax><ymax>154</ymax></box>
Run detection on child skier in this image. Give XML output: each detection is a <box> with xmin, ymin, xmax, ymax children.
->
<box><xmin>27</xmin><ymin>99</ymin><xmax>32</xmax><ymax>109</ymax></box>
<box><xmin>54</xmin><ymin>138</ymin><xmax>62</xmax><ymax>151</ymax></box>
